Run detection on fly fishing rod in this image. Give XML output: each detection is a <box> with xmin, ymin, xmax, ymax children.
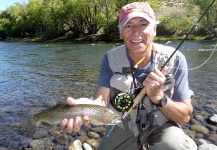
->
<box><xmin>122</xmin><ymin>0</ymin><xmax>216</xmax><ymax>119</ymax></box>
<box><xmin>161</xmin><ymin>0</ymin><xmax>216</xmax><ymax>69</ymax></box>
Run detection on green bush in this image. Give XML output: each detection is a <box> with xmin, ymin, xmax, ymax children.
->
<box><xmin>157</xmin><ymin>13</ymin><xmax>193</xmax><ymax>36</ymax></box>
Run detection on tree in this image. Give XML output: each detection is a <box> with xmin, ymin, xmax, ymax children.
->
<box><xmin>189</xmin><ymin>0</ymin><xmax>217</xmax><ymax>36</ymax></box>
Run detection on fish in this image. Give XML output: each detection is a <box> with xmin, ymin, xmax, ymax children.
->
<box><xmin>20</xmin><ymin>104</ymin><xmax>121</xmax><ymax>136</ymax></box>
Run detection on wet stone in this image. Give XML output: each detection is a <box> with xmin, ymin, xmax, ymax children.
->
<box><xmin>83</xmin><ymin>143</ymin><xmax>93</xmax><ymax>150</ymax></box>
<box><xmin>68</xmin><ymin>140</ymin><xmax>82</xmax><ymax>150</ymax></box>
<box><xmin>87</xmin><ymin>131</ymin><xmax>100</xmax><ymax>139</ymax></box>
<box><xmin>70</xmin><ymin>132</ymin><xmax>79</xmax><ymax>137</ymax></box>
<box><xmin>190</xmin><ymin>125</ymin><xmax>209</xmax><ymax>134</ymax></box>
<box><xmin>183</xmin><ymin>129</ymin><xmax>196</xmax><ymax>138</ymax></box>
<box><xmin>207</xmin><ymin>134</ymin><xmax>217</xmax><ymax>142</ymax></box>
<box><xmin>30</xmin><ymin>139</ymin><xmax>45</xmax><ymax>150</ymax></box>
<box><xmin>207</xmin><ymin>114</ymin><xmax>217</xmax><ymax>126</ymax></box>
<box><xmin>198</xmin><ymin>143</ymin><xmax>217</xmax><ymax>150</ymax></box>
<box><xmin>50</xmin><ymin>126</ymin><xmax>62</xmax><ymax>136</ymax></box>
<box><xmin>77</xmin><ymin>135</ymin><xmax>89</xmax><ymax>143</ymax></box>
<box><xmin>90</xmin><ymin>127</ymin><xmax>107</xmax><ymax>133</ymax></box>
<box><xmin>206</xmin><ymin>124</ymin><xmax>217</xmax><ymax>131</ymax></box>
<box><xmin>195</xmin><ymin>133</ymin><xmax>204</xmax><ymax>139</ymax></box>
<box><xmin>0</xmin><ymin>146</ymin><xmax>8</xmax><ymax>150</ymax></box>
<box><xmin>33</xmin><ymin>131</ymin><xmax>48</xmax><ymax>139</ymax></box>
<box><xmin>203</xmin><ymin>106</ymin><xmax>216</xmax><ymax>114</ymax></box>
<box><xmin>77</xmin><ymin>131</ymin><xmax>87</xmax><ymax>136</ymax></box>
<box><xmin>85</xmin><ymin>139</ymin><xmax>100</xmax><ymax>150</ymax></box>
<box><xmin>53</xmin><ymin>135</ymin><xmax>68</xmax><ymax>145</ymax></box>
<box><xmin>190</xmin><ymin>118</ymin><xmax>201</xmax><ymax>125</ymax></box>
<box><xmin>194</xmin><ymin>115</ymin><xmax>205</xmax><ymax>122</ymax></box>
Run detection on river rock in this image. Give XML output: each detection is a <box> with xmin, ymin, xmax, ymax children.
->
<box><xmin>87</xmin><ymin>131</ymin><xmax>100</xmax><ymax>139</ymax></box>
<box><xmin>198</xmin><ymin>144</ymin><xmax>217</xmax><ymax>150</ymax></box>
<box><xmin>53</xmin><ymin>135</ymin><xmax>68</xmax><ymax>145</ymax></box>
<box><xmin>206</xmin><ymin>124</ymin><xmax>217</xmax><ymax>131</ymax></box>
<box><xmin>0</xmin><ymin>147</ymin><xmax>7</xmax><ymax>150</ymax></box>
<box><xmin>90</xmin><ymin>126</ymin><xmax>107</xmax><ymax>133</ymax></box>
<box><xmin>30</xmin><ymin>139</ymin><xmax>45</xmax><ymax>150</ymax></box>
<box><xmin>85</xmin><ymin>139</ymin><xmax>100</xmax><ymax>149</ymax></box>
<box><xmin>183</xmin><ymin>129</ymin><xmax>196</xmax><ymax>138</ymax></box>
<box><xmin>83</xmin><ymin>143</ymin><xmax>93</xmax><ymax>150</ymax></box>
<box><xmin>50</xmin><ymin>126</ymin><xmax>62</xmax><ymax>136</ymax></box>
<box><xmin>207</xmin><ymin>114</ymin><xmax>217</xmax><ymax>125</ymax></box>
<box><xmin>190</xmin><ymin>118</ymin><xmax>201</xmax><ymax>125</ymax></box>
<box><xmin>77</xmin><ymin>135</ymin><xmax>89</xmax><ymax>143</ymax></box>
<box><xmin>33</xmin><ymin>131</ymin><xmax>48</xmax><ymax>139</ymax></box>
<box><xmin>68</xmin><ymin>140</ymin><xmax>82</xmax><ymax>150</ymax></box>
<box><xmin>195</xmin><ymin>133</ymin><xmax>204</xmax><ymax>139</ymax></box>
<box><xmin>194</xmin><ymin>115</ymin><xmax>205</xmax><ymax>122</ymax></box>
<box><xmin>190</xmin><ymin>125</ymin><xmax>209</xmax><ymax>134</ymax></box>
<box><xmin>207</xmin><ymin>134</ymin><xmax>217</xmax><ymax>142</ymax></box>
<box><xmin>77</xmin><ymin>131</ymin><xmax>87</xmax><ymax>136</ymax></box>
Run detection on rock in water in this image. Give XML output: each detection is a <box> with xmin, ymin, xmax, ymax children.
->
<box><xmin>83</xmin><ymin>143</ymin><xmax>93</xmax><ymax>150</ymax></box>
<box><xmin>207</xmin><ymin>114</ymin><xmax>217</xmax><ymax>126</ymax></box>
<box><xmin>190</xmin><ymin>125</ymin><xmax>209</xmax><ymax>134</ymax></box>
<box><xmin>198</xmin><ymin>144</ymin><xmax>217</xmax><ymax>150</ymax></box>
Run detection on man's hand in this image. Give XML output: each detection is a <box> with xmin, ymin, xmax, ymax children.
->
<box><xmin>143</xmin><ymin>67</ymin><xmax>167</xmax><ymax>104</ymax></box>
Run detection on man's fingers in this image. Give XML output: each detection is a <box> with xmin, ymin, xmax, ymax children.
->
<box><xmin>74</xmin><ymin>116</ymin><xmax>82</xmax><ymax>132</ymax></box>
<box><xmin>66</xmin><ymin>97</ymin><xmax>75</xmax><ymax>105</ymax></box>
<box><xmin>67</xmin><ymin>118</ymin><xmax>74</xmax><ymax>133</ymax></box>
<box><xmin>83</xmin><ymin>116</ymin><xmax>90</xmax><ymax>126</ymax></box>
<box><xmin>60</xmin><ymin>119</ymin><xmax>68</xmax><ymax>129</ymax></box>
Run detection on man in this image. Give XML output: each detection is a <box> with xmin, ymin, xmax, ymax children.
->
<box><xmin>61</xmin><ymin>2</ymin><xmax>197</xmax><ymax>150</ymax></box>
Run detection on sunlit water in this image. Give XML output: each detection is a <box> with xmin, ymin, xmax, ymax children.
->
<box><xmin>0</xmin><ymin>40</ymin><xmax>216</xmax><ymax>148</ymax></box>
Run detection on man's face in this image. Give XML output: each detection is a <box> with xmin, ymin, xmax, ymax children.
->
<box><xmin>120</xmin><ymin>17</ymin><xmax>156</xmax><ymax>55</ymax></box>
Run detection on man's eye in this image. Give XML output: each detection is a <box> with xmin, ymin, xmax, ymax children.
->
<box><xmin>124</xmin><ymin>24</ymin><xmax>132</xmax><ymax>28</ymax></box>
<box><xmin>141</xmin><ymin>23</ymin><xmax>148</xmax><ymax>27</ymax></box>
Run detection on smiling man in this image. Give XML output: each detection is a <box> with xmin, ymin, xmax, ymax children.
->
<box><xmin>61</xmin><ymin>2</ymin><xmax>197</xmax><ymax>150</ymax></box>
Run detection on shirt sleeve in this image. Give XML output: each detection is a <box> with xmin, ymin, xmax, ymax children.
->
<box><xmin>172</xmin><ymin>51</ymin><xmax>191</xmax><ymax>101</ymax></box>
<box><xmin>97</xmin><ymin>53</ymin><xmax>113</xmax><ymax>88</ymax></box>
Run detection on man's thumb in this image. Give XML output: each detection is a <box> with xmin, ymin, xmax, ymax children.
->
<box><xmin>161</xmin><ymin>66</ymin><xmax>168</xmax><ymax>75</ymax></box>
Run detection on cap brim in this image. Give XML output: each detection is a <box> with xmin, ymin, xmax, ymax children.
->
<box><xmin>120</xmin><ymin>11</ymin><xmax>158</xmax><ymax>27</ymax></box>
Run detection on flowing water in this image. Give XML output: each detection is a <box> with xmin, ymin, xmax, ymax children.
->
<box><xmin>0</xmin><ymin>40</ymin><xmax>216</xmax><ymax>149</ymax></box>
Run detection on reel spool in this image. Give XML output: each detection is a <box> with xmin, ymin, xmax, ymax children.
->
<box><xmin>112</xmin><ymin>92</ymin><xmax>133</xmax><ymax>112</ymax></box>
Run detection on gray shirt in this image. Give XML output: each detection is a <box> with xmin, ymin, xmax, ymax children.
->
<box><xmin>97</xmin><ymin>44</ymin><xmax>191</xmax><ymax>101</ymax></box>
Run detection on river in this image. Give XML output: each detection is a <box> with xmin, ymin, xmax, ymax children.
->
<box><xmin>0</xmin><ymin>40</ymin><xmax>217</xmax><ymax>149</ymax></box>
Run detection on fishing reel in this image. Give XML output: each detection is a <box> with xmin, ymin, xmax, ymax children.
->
<box><xmin>111</xmin><ymin>92</ymin><xmax>133</xmax><ymax>112</ymax></box>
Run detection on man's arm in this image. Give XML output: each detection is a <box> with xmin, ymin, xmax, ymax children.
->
<box><xmin>144</xmin><ymin>68</ymin><xmax>193</xmax><ymax>126</ymax></box>
<box><xmin>93</xmin><ymin>86</ymin><xmax>111</xmax><ymax>107</ymax></box>
<box><xmin>159</xmin><ymin>98</ymin><xmax>193</xmax><ymax>125</ymax></box>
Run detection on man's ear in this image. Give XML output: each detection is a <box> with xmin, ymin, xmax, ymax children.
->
<box><xmin>119</xmin><ymin>30</ymin><xmax>123</xmax><ymax>39</ymax></box>
<box><xmin>153</xmin><ymin>26</ymin><xmax>157</xmax><ymax>37</ymax></box>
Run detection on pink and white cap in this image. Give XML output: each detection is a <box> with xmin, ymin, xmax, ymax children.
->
<box><xmin>119</xmin><ymin>2</ymin><xmax>158</xmax><ymax>28</ymax></box>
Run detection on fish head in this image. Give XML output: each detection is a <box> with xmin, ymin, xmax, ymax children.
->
<box><xmin>101</xmin><ymin>109</ymin><xmax>121</xmax><ymax>125</ymax></box>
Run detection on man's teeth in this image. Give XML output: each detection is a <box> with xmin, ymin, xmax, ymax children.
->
<box><xmin>132</xmin><ymin>40</ymin><xmax>143</xmax><ymax>42</ymax></box>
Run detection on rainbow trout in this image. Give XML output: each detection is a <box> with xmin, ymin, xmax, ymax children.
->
<box><xmin>20</xmin><ymin>104</ymin><xmax>121</xmax><ymax>136</ymax></box>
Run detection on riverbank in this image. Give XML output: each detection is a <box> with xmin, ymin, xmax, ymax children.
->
<box><xmin>2</xmin><ymin>34</ymin><xmax>217</xmax><ymax>44</ymax></box>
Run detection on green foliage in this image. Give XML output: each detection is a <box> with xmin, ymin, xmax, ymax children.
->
<box><xmin>157</xmin><ymin>13</ymin><xmax>193</xmax><ymax>36</ymax></box>
<box><xmin>0</xmin><ymin>0</ymin><xmax>216</xmax><ymax>41</ymax></box>
<box><xmin>189</xmin><ymin>0</ymin><xmax>217</xmax><ymax>36</ymax></box>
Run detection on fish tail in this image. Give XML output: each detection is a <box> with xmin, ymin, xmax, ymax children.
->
<box><xmin>20</xmin><ymin>114</ymin><xmax>37</xmax><ymax>137</ymax></box>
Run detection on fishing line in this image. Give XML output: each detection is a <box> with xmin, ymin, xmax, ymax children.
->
<box><xmin>168</xmin><ymin>44</ymin><xmax>217</xmax><ymax>71</ymax></box>
<box><xmin>160</xmin><ymin>0</ymin><xmax>217</xmax><ymax>70</ymax></box>
<box><xmin>124</xmin><ymin>44</ymin><xmax>216</xmax><ymax>94</ymax></box>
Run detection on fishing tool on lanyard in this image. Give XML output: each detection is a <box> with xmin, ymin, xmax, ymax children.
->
<box><xmin>122</xmin><ymin>0</ymin><xmax>217</xmax><ymax>119</ymax></box>
<box><xmin>111</xmin><ymin>56</ymin><xmax>147</xmax><ymax>112</ymax></box>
